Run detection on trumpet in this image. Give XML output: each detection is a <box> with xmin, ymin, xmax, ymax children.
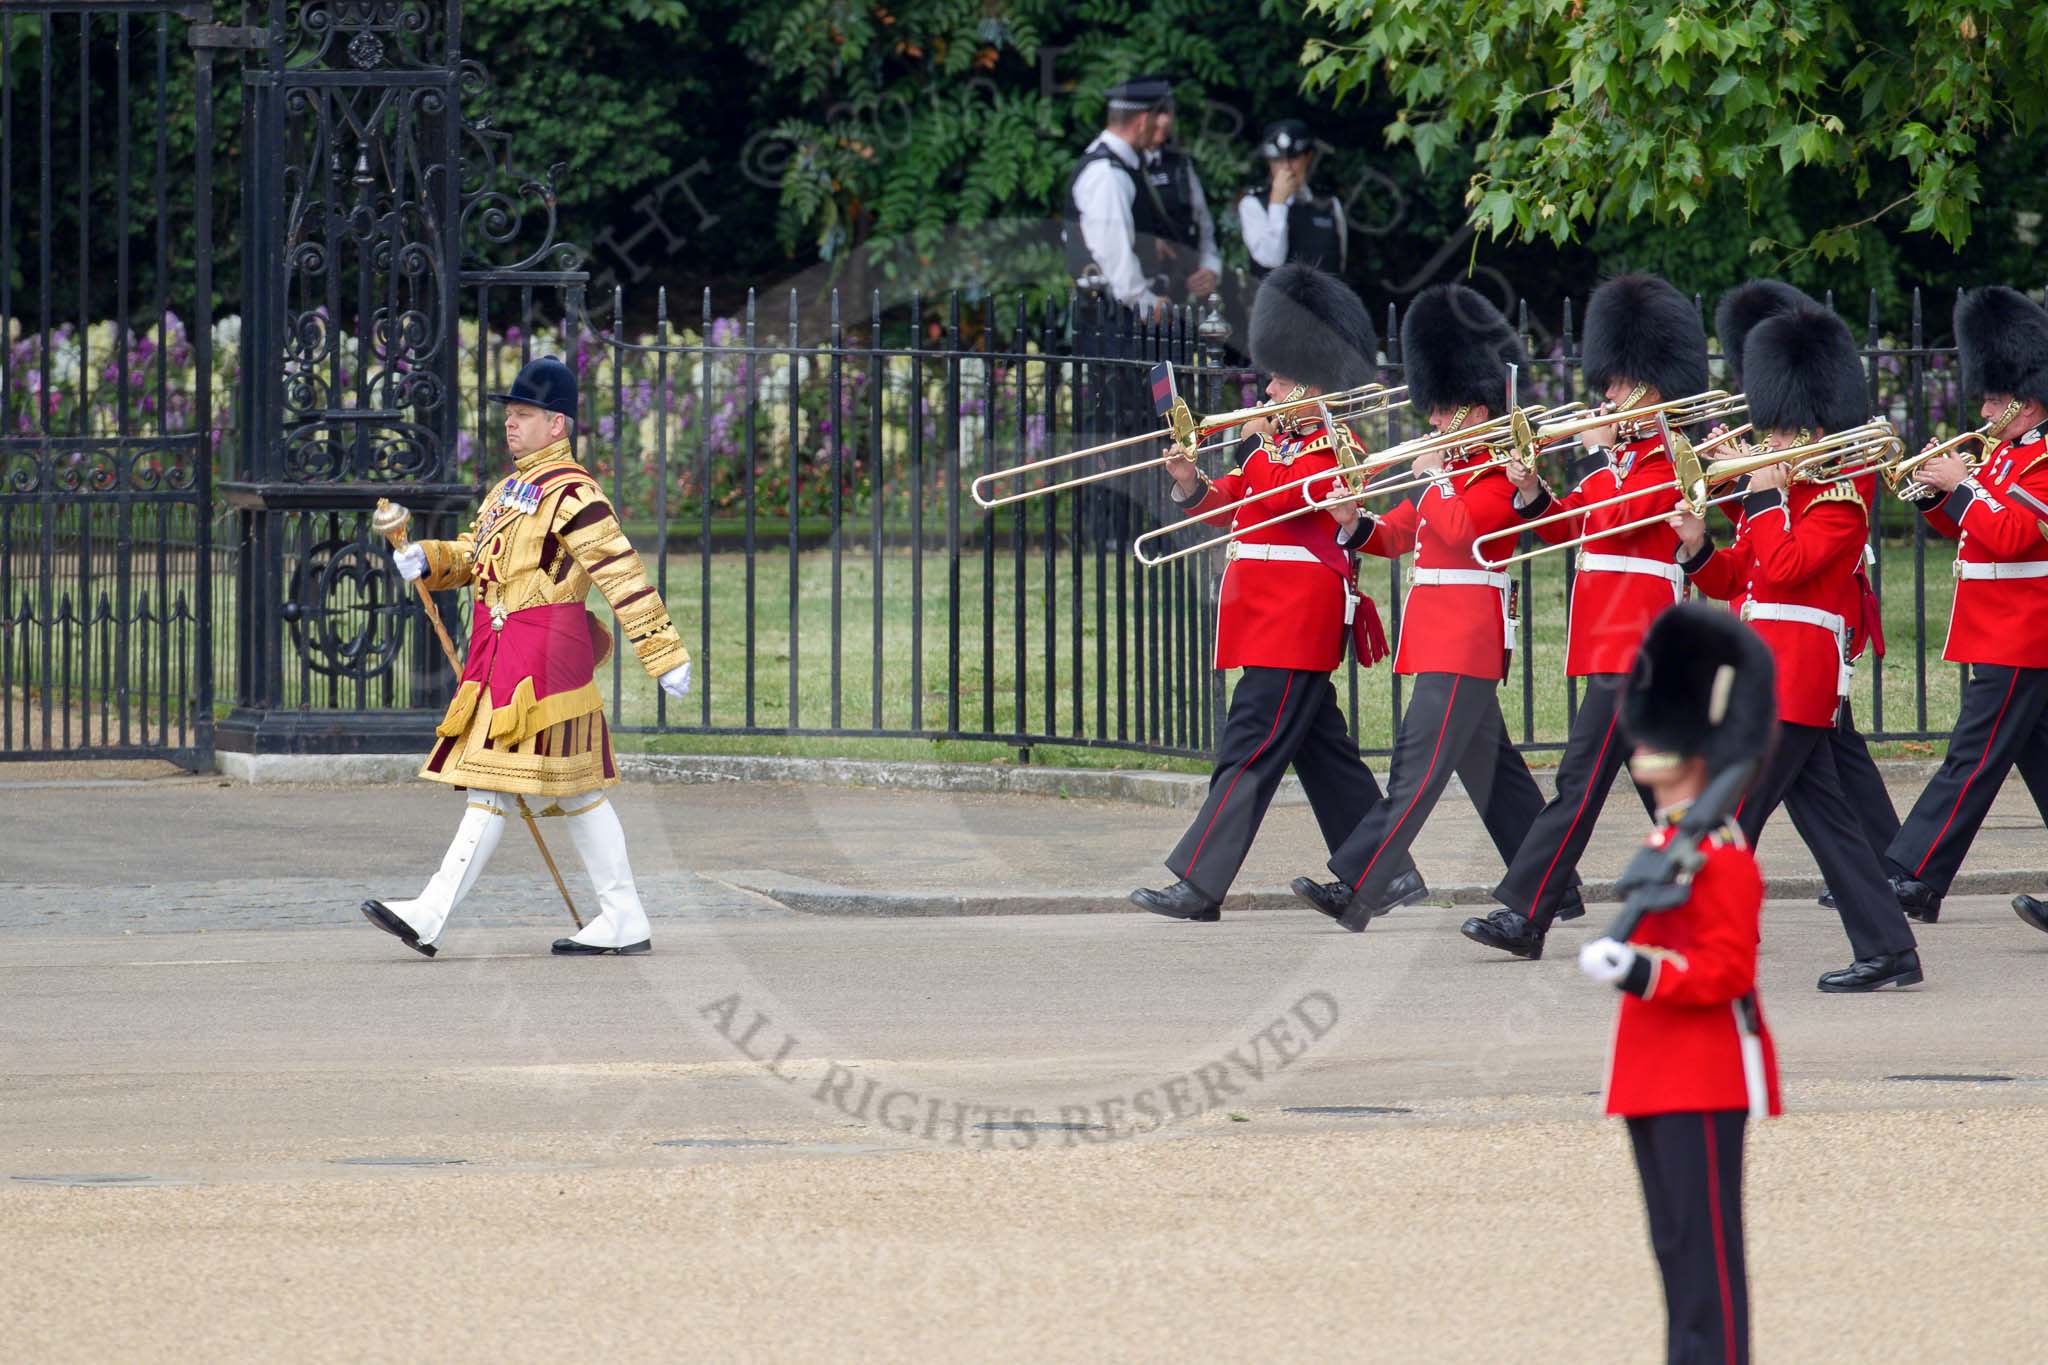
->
<box><xmin>1474</xmin><ymin>420</ymin><xmax>1903</xmax><ymax>570</ymax></box>
<box><xmin>1510</xmin><ymin>391</ymin><xmax>1749</xmax><ymax>464</ymax></box>
<box><xmin>969</xmin><ymin>380</ymin><xmax>1406</xmax><ymax>509</ymax></box>
<box><xmin>1132</xmin><ymin>401</ymin><xmax>1586</xmax><ymax>569</ymax></box>
<box><xmin>1882</xmin><ymin>419</ymin><xmax>2008</xmax><ymax>502</ymax></box>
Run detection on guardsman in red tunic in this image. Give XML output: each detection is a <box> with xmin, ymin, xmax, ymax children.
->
<box><xmin>1671</xmin><ymin>304</ymin><xmax>1921</xmax><ymax>991</ymax></box>
<box><xmin>1697</xmin><ymin>282</ymin><xmax>1905</xmax><ymax>918</ymax></box>
<box><xmin>1291</xmin><ymin>284</ymin><xmax>1575</xmax><ymax>932</ymax></box>
<box><xmin>1131</xmin><ymin>264</ymin><xmax>1419</xmax><ymax>921</ymax></box>
<box><xmin>1883</xmin><ymin>285</ymin><xmax>2048</xmax><ymax>933</ymax></box>
<box><xmin>1463</xmin><ymin>274</ymin><xmax>1704</xmax><ymax>959</ymax></box>
<box><xmin>1578</xmin><ymin>602</ymin><xmax>1781</xmax><ymax>1365</ymax></box>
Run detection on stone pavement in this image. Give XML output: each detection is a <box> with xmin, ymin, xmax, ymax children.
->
<box><xmin>7</xmin><ymin>761</ymin><xmax>2048</xmax><ymax>1361</ymax></box>
<box><xmin>2</xmin><ymin>757</ymin><xmax>2043</xmax><ymax>929</ymax></box>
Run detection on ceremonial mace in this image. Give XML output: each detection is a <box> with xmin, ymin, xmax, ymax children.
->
<box><xmin>372</xmin><ymin>498</ymin><xmax>585</xmax><ymax>930</ymax></box>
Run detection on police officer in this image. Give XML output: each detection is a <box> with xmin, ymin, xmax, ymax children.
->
<box><xmin>1237</xmin><ymin>119</ymin><xmax>1347</xmax><ymax>282</ymax></box>
<box><xmin>1063</xmin><ymin>75</ymin><xmax>1221</xmax><ymax>321</ymax></box>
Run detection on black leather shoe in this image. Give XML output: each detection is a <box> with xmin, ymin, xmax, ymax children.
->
<box><xmin>1372</xmin><ymin>867</ymin><xmax>1430</xmax><ymax>916</ymax></box>
<box><xmin>1553</xmin><ymin>888</ymin><xmax>1587</xmax><ymax>923</ymax></box>
<box><xmin>1818</xmin><ymin>887</ymin><xmax>1837</xmax><ymax>909</ymax></box>
<box><xmin>361</xmin><ymin>900</ymin><xmax>437</xmax><ymax>958</ymax></box>
<box><xmin>1461</xmin><ymin>908</ymin><xmax>1545</xmax><ymax>960</ymax></box>
<box><xmin>1291</xmin><ymin>876</ymin><xmax>1358</xmax><ymax>921</ymax></box>
<box><xmin>1817</xmin><ymin>949</ymin><xmax>1923</xmax><ymax>992</ymax></box>
<box><xmin>1889</xmin><ymin>875</ymin><xmax>1942</xmax><ymax>924</ymax></box>
<box><xmin>551</xmin><ymin>937</ymin><xmax>653</xmax><ymax>955</ymax></box>
<box><xmin>1130</xmin><ymin>881</ymin><xmax>1221</xmax><ymax>922</ymax></box>
<box><xmin>2013</xmin><ymin>894</ymin><xmax>2048</xmax><ymax>936</ymax></box>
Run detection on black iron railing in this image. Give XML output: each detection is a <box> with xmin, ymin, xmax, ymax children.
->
<box><xmin>537</xmin><ymin>284</ymin><xmax>2007</xmax><ymax>761</ymax></box>
<box><xmin>0</xmin><ymin>0</ymin><xmax>2020</xmax><ymax>768</ymax></box>
<box><xmin>0</xmin><ymin>2</ymin><xmax>219</xmax><ymax>765</ymax></box>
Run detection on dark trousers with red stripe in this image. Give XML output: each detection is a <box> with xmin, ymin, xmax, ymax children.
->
<box><xmin>1886</xmin><ymin>664</ymin><xmax>2048</xmax><ymax>893</ymax></box>
<box><xmin>1167</xmin><ymin>667</ymin><xmax>1413</xmax><ymax>903</ymax></box>
<box><xmin>1326</xmin><ymin>671</ymin><xmax>1547</xmax><ymax>907</ymax></box>
<box><xmin>1627</xmin><ymin>1110</ymin><xmax>1751</xmax><ymax>1365</ymax></box>
<box><xmin>1740</xmin><ymin>720</ymin><xmax>1917</xmax><ymax>961</ymax></box>
<box><xmin>1495</xmin><ymin>674</ymin><xmax>1654</xmax><ymax>929</ymax></box>
<box><xmin>1831</xmin><ymin>700</ymin><xmax>1901</xmax><ymax>857</ymax></box>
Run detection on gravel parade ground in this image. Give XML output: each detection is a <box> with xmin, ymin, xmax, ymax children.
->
<box><xmin>4</xmin><ymin>769</ymin><xmax>2047</xmax><ymax>1360</ymax></box>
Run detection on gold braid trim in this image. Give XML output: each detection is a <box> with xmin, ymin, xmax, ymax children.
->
<box><xmin>436</xmin><ymin>680</ymin><xmax>483</xmax><ymax>737</ymax></box>
<box><xmin>1812</xmin><ymin>479</ymin><xmax>1868</xmax><ymax>510</ymax></box>
<box><xmin>485</xmin><ymin>677</ymin><xmax>605</xmax><ymax>746</ymax></box>
<box><xmin>558</xmin><ymin>484</ymin><xmax>688</xmax><ymax>677</ymax></box>
<box><xmin>417</xmin><ymin>534</ymin><xmax>475</xmax><ymax>591</ymax></box>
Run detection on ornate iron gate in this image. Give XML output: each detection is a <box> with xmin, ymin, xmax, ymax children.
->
<box><xmin>216</xmin><ymin>0</ymin><xmax>584</xmax><ymax>756</ymax></box>
<box><xmin>0</xmin><ymin>3</ymin><xmax>224</xmax><ymax>765</ymax></box>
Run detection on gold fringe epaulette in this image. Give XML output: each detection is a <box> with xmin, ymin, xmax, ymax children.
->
<box><xmin>1813</xmin><ymin>479</ymin><xmax>1867</xmax><ymax>509</ymax></box>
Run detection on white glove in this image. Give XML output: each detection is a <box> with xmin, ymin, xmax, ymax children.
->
<box><xmin>659</xmin><ymin>660</ymin><xmax>691</xmax><ymax>699</ymax></box>
<box><xmin>391</xmin><ymin>543</ymin><xmax>428</xmax><ymax>581</ymax></box>
<box><xmin>1577</xmin><ymin>936</ymin><xmax>1637</xmax><ymax>986</ymax></box>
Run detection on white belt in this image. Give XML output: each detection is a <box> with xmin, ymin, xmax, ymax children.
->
<box><xmin>1226</xmin><ymin>540</ymin><xmax>1364</xmax><ymax>625</ymax></box>
<box><xmin>1954</xmin><ymin>559</ymin><xmax>2048</xmax><ymax>581</ymax></box>
<box><xmin>1578</xmin><ymin>552</ymin><xmax>1684</xmax><ymax>596</ymax></box>
<box><xmin>1410</xmin><ymin>567</ymin><xmax>1516</xmax><ymax>653</ymax></box>
<box><xmin>1742</xmin><ymin>601</ymin><xmax>1852</xmax><ymax>696</ymax></box>
<box><xmin>1411</xmin><ymin>568</ymin><xmax>1511</xmax><ymax>589</ymax></box>
<box><xmin>1226</xmin><ymin>542</ymin><xmax>1321</xmax><ymax>565</ymax></box>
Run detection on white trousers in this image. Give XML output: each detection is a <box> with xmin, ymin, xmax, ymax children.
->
<box><xmin>387</xmin><ymin>790</ymin><xmax>652</xmax><ymax>950</ymax></box>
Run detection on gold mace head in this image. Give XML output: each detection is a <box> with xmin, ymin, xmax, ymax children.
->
<box><xmin>370</xmin><ymin>498</ymin><xmax>411</xmax><ymax>542</ymax></box>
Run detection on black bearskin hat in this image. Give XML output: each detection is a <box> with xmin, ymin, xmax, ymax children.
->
<box><xmin>1955</xmin><ymin>286</ymin><xmax>2048</xmax><ymax>407</ymax></box>
<box><xmin>1249</xmin><ymin>264</ymin><xmax>1379</xmax><ymax>394</ymax></box>
<box><xmin>1622</xmin><ymin>604</ymin><xmax>1777</xmax><ymax>776</ymax></box>
<box><xmin>1400</xmin><ymin>283</ymin><xmax>1527</xmax><ymax>417</ymax></box>
<box><xmin>1744</xmin><ymin>304</ymin><xmax>1869</xmax><ymax>433</ymax></box>
<box><xmin>1712</xmin><ymin>280</ymin><xmax>1813</xmax><ymax>390</ymax></box>
<box><xmin>1581</xmin><ymin>274</ymin><xmax>1707</xmax><ymax>403</ymax></box>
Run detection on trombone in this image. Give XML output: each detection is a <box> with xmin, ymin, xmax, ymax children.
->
<box><xmin>1510</xmin><ymin>391</ymin><xmax>1749</xmax><ymax>463</ymax></box>
<box><xmin>1474</xmin><ymin>420</ymin><xmax>1904</xmax><ymax>570</ymax></box>
<box><xmin>1310</xmin><ymin>400</ymin><xmax>1598</xmax><ymax>509</ymax></box>
<box><xmin>1311</xmin><ymin>389</ymin><xmax>1738</xmax><ymax>519</ymax></box>
<box><xmin>968</xmin><ymin>381</ymin><xmax>1407</xmax><ymax>509</ymax></box>
<box><xmin>1131</xmin><ymin>401</ymin><xmax>1586</xmax><ymax>569</ymax></box>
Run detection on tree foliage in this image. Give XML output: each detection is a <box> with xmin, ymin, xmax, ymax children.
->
<box><xmin>727</xmin><ymin>0</ymin><xmax>1363</xmax><ymax>295</ymax></box>
<box><xmin>1300</xmin><ymin>1</ymin><xmax>2048</xmax><ymax>264</ymax></box>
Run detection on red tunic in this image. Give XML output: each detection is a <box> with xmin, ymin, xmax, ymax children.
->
<box><xmin>1706</xmin><ymin>471</ymin><xmax>1885</xmax><ymax>662</ymax></box>
<box><xmin>1521</xmin><ymin>436</ymin><xmax>1684</xmax><ymax>676</ymax></box>
<box><xmin>1685</xmin><ymin>480</ymin><xmax>1869</xmax><ymax>727</ymax></box>
<box><xmin>1916</xmin><ymin>432</ymin><xmax>2048</xmax><ymax>668</ymax></box>
<box><xmin>1604</xmin><ymin>821</ymin><xmax>1782</xmax><ymax>1119</ymax></box>
<box><xmin>1179</xmin><ymin>424</ymin><xmax>1375</xmax><ymax>671</ymax></box>
<box><xmin>1355</xmin><ymin>450</ymin><xmax>1522</xmax><ymax>680</ymax></box>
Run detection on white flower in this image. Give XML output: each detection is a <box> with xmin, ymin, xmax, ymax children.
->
<box><xmin>212</xmin><ymin>315</ymin><xmax>242</xmax><ymax>355</ymax></box>
<box><xmin>51</xmin><ymin>338</ymin><xmax>81</xmax><ymax>385</ymax></box>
